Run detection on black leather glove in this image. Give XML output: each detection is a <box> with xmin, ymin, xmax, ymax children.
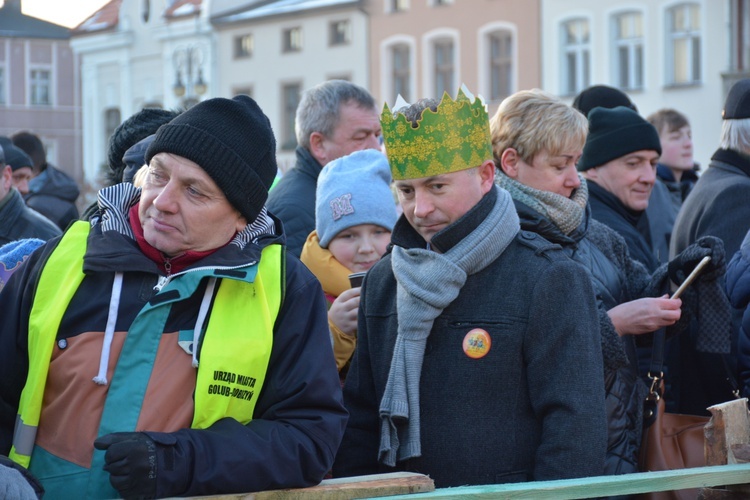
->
<box><xmin>94</xmin><ymin>432</ymin><xmax>158</xmax><ymax>500</ymax></box>
<box><xmin>668</xmin><ymin>235</ymin><xmax>726</xmax><ymax>284</ymax></box>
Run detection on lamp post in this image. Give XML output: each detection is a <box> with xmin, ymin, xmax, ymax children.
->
<box><xmin>173</xmin><ymin>45</ymin><xmax>207</xmax><ymax>108</ymax></box>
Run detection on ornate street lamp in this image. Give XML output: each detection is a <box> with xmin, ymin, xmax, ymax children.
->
<box><xmin>172</xmin><ymin>45</ymin><xmax>207</xmax><ymax>107</ymax></box>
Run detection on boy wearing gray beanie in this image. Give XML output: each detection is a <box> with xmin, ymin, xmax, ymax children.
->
<box><xmin>300</xmin><ymin>149</ymin><xmax>397</xmax><ymax>375</ymax></box>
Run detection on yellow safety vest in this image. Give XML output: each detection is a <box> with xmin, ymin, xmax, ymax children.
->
<box><xmin>10</xmin><ymin>221</ymin><xmax>282</xmax><ymax>467</ymax></box>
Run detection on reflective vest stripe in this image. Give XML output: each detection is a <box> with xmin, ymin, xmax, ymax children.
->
<box><xmin>10</xmin><ymin>221</ymin><xmax>89</xmax><ymax>467</ymax></box>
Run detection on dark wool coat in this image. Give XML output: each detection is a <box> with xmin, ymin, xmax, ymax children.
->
<box><xmin>670</xmin><ymin>149</ymin><xmax>750</xmax><ymax>260</ymax></box>
<box><xmin>0</xmin><ymin>188</ymin><xmax>60</xmax><ymax>246</ymax></box>
<box><xmin>266</xmin><ymin>147</ymin><xmax>324</xmax><ymax>258</ymax></box>
<box><xmin>513</xmin><ymin>201</ymin><xmax>681</xmax><ymax>475</ymax></box>
<box><xmin>334</xmin><ymin>191</ymin><xmax>607</xmax><ymax>487</ymax></box>
<box><xmin>669</xmin><ymin>148</ymin><xmax>750</xmax><ymax>414</ymax></box>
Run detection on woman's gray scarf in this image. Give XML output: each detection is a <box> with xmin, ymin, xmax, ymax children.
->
<box><xmin>378</xmin><ymin>186</ymin><xmax>520</xmax><ymax>466</ymax></box>
<box><xmin>495</xmin><ymin>170</ymin><xmax>588</xmax><ymax>235</ymax></box>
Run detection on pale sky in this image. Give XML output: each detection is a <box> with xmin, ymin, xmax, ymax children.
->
<box><xmin>14</xmin><ymin>0</ymin><xmax>111</xmax><ymax>29</ymax></box>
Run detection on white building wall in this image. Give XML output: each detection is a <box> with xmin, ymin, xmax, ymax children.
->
<box><xmin>215</xmin><ymin>8</ymin><xmax>369</xmax><ymax>171</ymax></box>
<box><xmin>542</xmin><ymin>0</ymin><xmax>729</xmax><ymax>169</ymax></box>
<box><xmin>71</xmin><ymin>0</ymin><xmax>215</xmax><ymax>187</ymax></box>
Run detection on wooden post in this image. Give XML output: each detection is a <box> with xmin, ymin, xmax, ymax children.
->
<box><xmin>700</xmin><ymin>398</ymin><xmax>750</xmax><ymax>498</ymax></box>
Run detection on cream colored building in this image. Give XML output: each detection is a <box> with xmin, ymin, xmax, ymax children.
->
<box><xmin>367</xmin><ymin>0</ymin><xmax>541</xmax><ymax>115</ymax></box>
<box><xmin>71</xmin><ymin>0</ymin><xmax>214</xmax><ymax>188</ymax></box>
<box><xmin>211</xmin><ymin>0</ymin><xmax>370</xmax><ymax>172</ymax></box>
<box><xmin>542</xmin><ymin>0</ymin><xmax>749</xmax><ymax>168</ymax></box>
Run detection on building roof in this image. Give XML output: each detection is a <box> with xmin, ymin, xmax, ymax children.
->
<box><xmin>212</xmin><ymin>0</ymin><xmax>359</xmax><ymax>24</ymax></box>
<box><xmin>0</xmin><ymin>0</ymin><xmax>69</xmax><ymax>39</ymax></box>
<box><xmin>165</xmin><ymin>0</ymin><xmax>202</xmax><ymax>19</ymax></box>
<box><xmin>71</xmin><ymin>0</ymin><xmax>121</xmax><ymax>35</ymax></box>
<box><xmin>71</xmin><ymin>0</ymin><xmax>203</xmax><ymax>36</ymax></box>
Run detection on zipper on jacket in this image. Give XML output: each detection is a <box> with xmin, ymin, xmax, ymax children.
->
<box><xmin>152</xmin><ymin>260</ymin><xmax>256</xmax><ymax>293</ymax></box>
<box><xmin>154</xmin><ymin>258</ymin><xmax>173</xmax><ymax>292</ymax></box>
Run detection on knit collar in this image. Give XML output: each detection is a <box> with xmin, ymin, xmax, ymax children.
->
<box><xmin>496</xmin><ymin>170</ymin><xmax>588</xmax><ymax>235</ymax></box>
<box><xmin>710</xmin><ymin>148</ymin><xmax>750</xmax><ymax>177</ymax></box>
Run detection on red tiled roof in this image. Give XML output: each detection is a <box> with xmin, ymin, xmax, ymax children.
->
<box><xmin>71</xmin><ymin>0</ymin><xmax>122</xmax><ymax>34</ymax></box>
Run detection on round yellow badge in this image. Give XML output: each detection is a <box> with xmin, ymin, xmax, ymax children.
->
<box><xmin>462</xmin><ymin>328</ymin><xmax>491</xmax><ymax>359</ymax></box>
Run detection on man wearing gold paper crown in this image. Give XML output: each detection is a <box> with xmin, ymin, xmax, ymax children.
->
<box><xmin>332</xmin><ymin>88</ymin><xmax>607</xmax><ymax>486</ymax></box>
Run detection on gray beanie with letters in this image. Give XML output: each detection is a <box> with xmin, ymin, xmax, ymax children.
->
<box><xmin>316</xmin><ymin>149</ymin><xmax>397</xmax><ymax>248</ymax></box>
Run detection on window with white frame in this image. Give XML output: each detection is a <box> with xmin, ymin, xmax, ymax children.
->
<box><xmin>613</xmin><ymin>11</ymin><xmax>644</xmax><ymax>90</ymax></box>
<box><xmin>561</xmin><ymin>18</ymin><xmax>590</xmax><ymax>95</ymax></box>
<box><xmin>666</xmin><ymin>3</ymin><xmax>701</xmax><ymax>85</ymax></box>
<box><xmin>391</xmin><ymin>0</ymin><xmax>409</xmax><ymax>13</ymax></box>
<box><xmin>488</xmin><ymin>30</ymin><xmax>513</xmax><ymax>101</ymax></box>
<box><xmin>392</xmin><ymin>44</ymin><xmax>411</xmax><ymax>103</ymax></box>
<box><xmin>330</xmin><ymin>20</ymin><xmax>351</xmax><ymax>46</ymax></box>
<box><xmin>281</xmin><ymin>82</ymin><xmax>301</xmax><ymax>150</ymax></box>
<box><xmin>434</xmin><ymin>39</ymin><xmax>455</xmax><ymax>98</ymax></box>
<box><xmin>233</xmin><ymin>86</ymin><xmax>253</xmax><ymax>98</ymax></box>
<box><xmin>0</xmin><ymin>67</ymin><xmax>5</xmax><ymax>105</ymax></box>
<box><xmin>30</xmin><ymin>68</ymin><xmax>51</xmax><ymax>106</ymax></box>
<box><xmin>234</xmin><ymin>34</ymin><xmax>254</xmax><ymax>59</ymax></box>
<box><xmin>283</xmin><ymin>27</ymin><xmax>303</xmax><ymax>53</ymax></box>
<box><xmin>104</xmin><ymin>108</ymin><xmax>121</xmax><ymax>148</ymax></box>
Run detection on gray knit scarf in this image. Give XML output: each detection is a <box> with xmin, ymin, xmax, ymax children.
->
<box><xmin>495</xmin><ymin>170</ymin><xmax>588</xmax><ymax>235</ymax></box>
<box><xmin>378</xmin><ymin>186</ymin><xmax>520</xmax><ymax>466</ymax></box>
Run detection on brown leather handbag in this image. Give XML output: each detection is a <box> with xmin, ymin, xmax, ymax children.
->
<box><xmin>637</xmin><ymin>330</ymin><xmax>709</xmax><ymax>500</ymax></box>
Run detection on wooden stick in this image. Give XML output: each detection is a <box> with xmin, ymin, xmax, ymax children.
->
<box><xmin>671</xmin><ymin>255</ymin><xmax>712</xmax><ymax>300</ymax></box>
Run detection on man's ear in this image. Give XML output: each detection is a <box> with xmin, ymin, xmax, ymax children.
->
<box><xmin>478</xmin><ymin>160</ymin><xmax>497</xmax><ymax>194</ymax></box>
<box><xmin>308</xmin><ymin>132</ymin><xmax>327</xmax><ymax>165</ymax></box>
<box><xmin>582</xmin><ymin>167</ymin><xmax>597</xmax><ymax>180</ymax></box>
<box><xmin>499</xmin><ymin>148</ymin><xmax>520</xmax><ymax>178</ymax></box>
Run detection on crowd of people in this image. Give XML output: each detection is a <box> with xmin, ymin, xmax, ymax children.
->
<box><xmin>0</xmin><ymin>77</ymin><xmax>749</xmax><ymax>498</ymax></box>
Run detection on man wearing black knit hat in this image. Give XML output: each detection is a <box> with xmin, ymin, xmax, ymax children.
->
<box><xmin>578</xmin><ymin>106</ymin><xmax>664</xmax><ymax>272</ymax></box>
<box><xmin>0</xmin><ymin>95</ymin><xmax>347</xmax><ymax>499</ymax></box>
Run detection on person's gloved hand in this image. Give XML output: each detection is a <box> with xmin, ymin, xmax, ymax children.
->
<box><xmin>669</xmin><ymin>235</ymin><xmax>726</xmax><ymax>284</ymax></box>
<box><xmin>94</xmin><ymin>432</ymin><xmax>158</xmax><ymax>500</ymax></box>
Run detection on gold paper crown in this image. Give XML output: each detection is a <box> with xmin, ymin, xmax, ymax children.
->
<box><xmin>381</xmin><ymin>88</ymin><xmax>493</xmax><ymax>180</ymax></box>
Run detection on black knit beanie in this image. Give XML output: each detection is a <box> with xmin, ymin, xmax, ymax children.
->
<box><xmin>572</xmin><ymin>85</ymin><xmax>638</xmax><ymax>117</ymax></box>
<box><xmin>577</xmin><ymin>106</ymin><xmax>661</xmax><ymax>171</ymax></box>
<box><xmin>723</xmin><ymin>79</ymin><xmax>750</xmax><ymax>119</ymax></box>
<box><xmin>145</xmin><ymin>95</ymin><xmax>278</xmax><ymax>223</ymax></box>
<box><xmin>108</xmin><ymin>108</ymin><xmax>179</xmax><ymax>176</ymax></box>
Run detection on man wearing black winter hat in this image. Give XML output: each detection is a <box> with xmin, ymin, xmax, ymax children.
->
<box><xmin>0</xmin><ymin>95</ymin><xmax>348</xmax><ymax>499</ymax></box>
<box><xmin>578</xmin><ymin>105</ymin><xmax>664</xmax><ymax>272</ymax></box>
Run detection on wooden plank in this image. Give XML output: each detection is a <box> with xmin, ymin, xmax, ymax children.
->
<box><xmin>169</xmin><ymin>472</ymin><xmax>434</xmax><ymax>500</ymax></box>
<box><xmin>705</xmin><ymin>398</ymin><xmax>750</xmax><ymax>466</ymax></box>
<box><xmin>388</xmin><ymin>464</ymin><xmax>750</xmax><ymax>500</ymax></box>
